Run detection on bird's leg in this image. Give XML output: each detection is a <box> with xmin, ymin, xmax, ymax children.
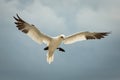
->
<box><xmin>57</xmin><ymin>47</ymin><xmax>65</xmax><ymax>52</ymax></box>
<box><xmin>44</xmin><ymin>46</ymin><xmax>49</xmax><ymax>50</ymax></box>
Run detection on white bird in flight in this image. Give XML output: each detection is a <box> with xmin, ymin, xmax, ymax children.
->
<box><xmin>13</xmin><ymin>14</ymin><xmax>110</xmax><ymax>64</ymax></box>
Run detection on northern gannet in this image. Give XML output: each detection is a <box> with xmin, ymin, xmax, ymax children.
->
<box><xmin>13</xmin><ymin>14</ymin><xmax>110</xmax><ymax>64</ymax></box>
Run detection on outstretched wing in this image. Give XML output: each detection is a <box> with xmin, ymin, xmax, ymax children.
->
<box><xmin>13</xmin><ymin>14</ymin><xmax>52</xmax><ymax>45</ymax></box>
<box><xmin>63</xmin><ymin>31</ymin><xmax>110</xmax><ymax>44</ymax></box>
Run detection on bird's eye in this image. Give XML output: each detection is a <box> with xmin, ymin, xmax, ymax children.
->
<box><xmin>61</xmin><ymin>36</ymin><xmax>64</xmax><ymax>38</ymax></box>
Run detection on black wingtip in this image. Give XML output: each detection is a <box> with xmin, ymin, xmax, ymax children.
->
<box><xmin>103</xmin><ymin>32</ymin><xmax>111</xmax><ymax>36</ymax></box>
<box><xmin>13</xmin><ymin>16</ymin><xmax>18</xmax><ymax>21</ymax></box>
<box><xmin>16</xmin><ymin>13</ymin><xmax>21</xmax><ymax>19</ymax></box>
<box><xmin>98</xmin><ymin>32</ymin><xmax>111</xmax><ymax>36</ymax></box>
<box><xmin>13</xmin><ymin>13</ymin><xmax>25</xmax><ymax>22</ymax></box>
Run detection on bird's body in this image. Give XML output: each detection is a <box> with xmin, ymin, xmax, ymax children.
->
<box><xmin>13</xmin><ymin>14</ymin><xmax>110</xmax><ymax>64</ymax></box>
<box><xmin>46</xmin><ymin>36</ymin><xmax>64</xmax><ymax>64</ymax></box>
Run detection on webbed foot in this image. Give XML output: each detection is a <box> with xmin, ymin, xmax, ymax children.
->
<box><xmin>44</xmin><ymin>46</ymin><xmax>49</xmax><ymax>50</ymax></box>
<box><xmin>57</xmin><ymin>47</ymin><xmax>65</xmax><ymax>52</ymax></box>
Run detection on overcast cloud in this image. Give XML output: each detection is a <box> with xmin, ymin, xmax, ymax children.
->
<box><xmin>0</xmin><ymin>0</ymin><xmax>120</xmax><ymax>80</ymax></box>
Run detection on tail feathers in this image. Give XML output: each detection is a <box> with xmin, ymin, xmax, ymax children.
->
<box><xmin>46</xmin><ymin>53</ymin><xmax>54</xmax><ymax>64</ymax></box>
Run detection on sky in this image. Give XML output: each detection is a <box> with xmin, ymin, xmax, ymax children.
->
<box><xmin>0</xmin><ymin>0</ymin><xmax>120</xmax><ymax>80</ymax></box>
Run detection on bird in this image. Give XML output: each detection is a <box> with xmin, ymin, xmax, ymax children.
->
<box><xmin>13</xmin><ymin>14</ymin><xmax>110</xmax><ymax>64</ymax></box>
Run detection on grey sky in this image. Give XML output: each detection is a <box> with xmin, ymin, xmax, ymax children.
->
<box><xmin>0</xmin><ymin>0</ymin><xmax>120</xmax><ymax>80</ymax></box>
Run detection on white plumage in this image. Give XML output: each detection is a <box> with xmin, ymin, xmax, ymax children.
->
<box><xmin>13</xmin><ymin>14</ymin><xmax>110</xmax><ymax>64</ymax></box>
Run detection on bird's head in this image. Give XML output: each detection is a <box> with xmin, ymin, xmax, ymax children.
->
<box><xmin>59</xmin><ymin>34</ymin><xmax>65</xmax><ymax>40</ymax></box>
